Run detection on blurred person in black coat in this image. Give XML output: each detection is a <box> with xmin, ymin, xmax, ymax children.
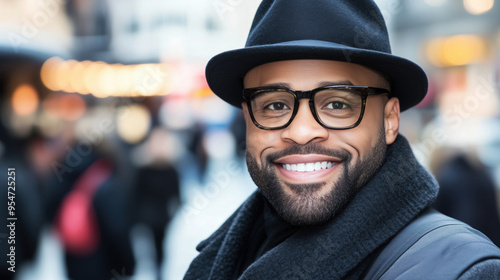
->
<box><xmin>131</xmin><ymin>127</ymin><xmax>181</xmax><ymax>280</ymax></box>
<box><xmin>0</xmin><ymin>91</ymin><xmax>44</xmax><ymax>280</ymax></box>
<box><xmin>133</xmin><ymin>165</ymin><xmax>180</xmax><ymax>268</ymax></box>
<box><xmin>432</xmin><ymin>150</ymin><xmax>500</xmax><ymax>247</ymax></box>
<box><xmin>51</xmin><ymin>149</ymin><xmax>136</xmax><ymax>280</ymax></box>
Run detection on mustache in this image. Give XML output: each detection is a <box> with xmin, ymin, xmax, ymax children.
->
<box><xmin>266</xmin><ymin>143</ymin><xmax>352</xmax><ymax>163</ymax></box>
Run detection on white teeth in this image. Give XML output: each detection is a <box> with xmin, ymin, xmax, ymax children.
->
<box><xmin>305</xmin><ymin>163</ymin><xmax>314</xmax><ymax>171</ymax></box>
<box><xmin>282</xmin><ymin>161</ymin><xmax>335</xmax><ymax>172</ymax></box>
<box><xmin>315</xmin><ymin>162</ymin><xmax>321</xmax><ymax>170</ymax></box>
<box><xmin>297</xmin><ymin>163</ymin><xmax>305</xmax><ymax>171</ymax></box>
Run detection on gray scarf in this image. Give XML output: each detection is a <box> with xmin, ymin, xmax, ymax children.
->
<box><xmin>184</xmin><ymin>135</ymin><xmax>439</xmax><ymax>279</ymax></box>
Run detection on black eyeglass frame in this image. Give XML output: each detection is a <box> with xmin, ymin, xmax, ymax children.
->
<box><xmin>242</xmin><ymin>85</ymin><xmax>391</xmax><ymax>130</ymax></box>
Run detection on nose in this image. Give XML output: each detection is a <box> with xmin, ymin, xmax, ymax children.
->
<box><xmin>281</xmin><ymin>99</ymin><xmax>329</xmax><ymax>144</ymax></box>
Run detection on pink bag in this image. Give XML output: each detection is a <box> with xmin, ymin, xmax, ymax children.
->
<box><xmin>55</xmin><ymin>159</ymin><xmax>112</xmax><ymax>255</ymax></box>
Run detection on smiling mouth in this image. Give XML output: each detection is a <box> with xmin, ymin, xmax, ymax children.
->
<box><xmin>281</xmin><ymin>161</ymin><xmax>336</xmax><ymax>172</ymax></box>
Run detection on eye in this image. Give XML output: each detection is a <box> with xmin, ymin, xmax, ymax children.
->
<box><xmin>325</xmin><ymin>101</ymin><xmax>351</xmax><ymax>110</ymax></box>
<box><xmin>265</xmin><ymin>102</ymin><xmax>289</xmax><ymax>111</ymax></box>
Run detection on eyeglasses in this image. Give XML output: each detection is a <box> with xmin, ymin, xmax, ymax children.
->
<box><xmin>243</xmin><ymin>85</ymin><xmax>390</xmax><ymax>130</ymax></box>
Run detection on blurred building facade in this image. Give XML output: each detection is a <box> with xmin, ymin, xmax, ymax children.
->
<box><xmin>391</xmin><ymin>0</ymin><xmax>500</xmax><ymax>156</ymax></box>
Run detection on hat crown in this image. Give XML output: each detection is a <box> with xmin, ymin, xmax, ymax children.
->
<box><xmin>205</xmin><ymin>0</ymin><xmax>428</xmax><ymax>112</ymax></box>
<box><xmin>246</xmin><ymin>0</ymin><xmax>391</xmax><ymax>54</ymax></box>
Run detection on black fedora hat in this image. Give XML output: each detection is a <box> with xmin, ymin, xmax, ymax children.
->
<box><xmin>205</xmin><ymin>0</ymin><xmax>428</xmax><ymax>111</ymax></box>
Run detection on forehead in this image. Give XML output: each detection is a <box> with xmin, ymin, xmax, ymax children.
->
<box><xmin>243</xmin><ymin>60</ymin><xmax>389</xmax><ymax>90</ymax></box>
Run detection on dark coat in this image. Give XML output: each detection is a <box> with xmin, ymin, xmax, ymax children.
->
<box><xmin>184</xmin><ymin>136</ymin><xmax>500</xmax><ymax>279</ymax></box>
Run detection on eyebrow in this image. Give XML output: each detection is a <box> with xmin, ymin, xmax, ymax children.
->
<box><xmin>316</xmin><ymin>80</ymin><xmax>354</xmax><ymax>87</ymax></box>
<box><xmin>261</xmin><ymin>80</ymin><xmax>354</xmax><ymax>89</ymax></box>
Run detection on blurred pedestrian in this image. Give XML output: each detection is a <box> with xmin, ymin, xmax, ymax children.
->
<box><xmin>0</xmin><ymin>92</ymin><xmax>44</xmax><ymax>280</ymax></box>
<box><xmin>52</xmin><ymin>145</ymin><xmax>135</xmax><ymax>280</ymax></box>
<box><xmin>432</xmin><ymin>150</ymin><xmax>500</xmax><ymax>246</ymax></box>
<box><xmin>130</xmin><ymin>126</ymin><xmax>181</xmax><ymax>279</ymax></box>
<box><xmin>133</xmin><ymin>164</ymin><xmax>180</xmax><ymax>279</ymax></box>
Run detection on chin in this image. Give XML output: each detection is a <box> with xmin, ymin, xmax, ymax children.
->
<box><xmin>263</xmin><ymin>181</ymin><xmax>345</xmax><ymax>226</ymax></box>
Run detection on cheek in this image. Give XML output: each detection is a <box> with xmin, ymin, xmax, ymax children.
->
<box><xmin>244</xmin><ymin>117</ymin><xmax>274</xmax><ymax>165</ymax></box>
<box><xmin>245</xmin><ymin>125</ymin><xmax>281</xmax><ymax>160</ymax></box>
<box><xmin>338</xmin><ymin>113</ymin><xmax>384</xmax><ymax>160</ymax></box>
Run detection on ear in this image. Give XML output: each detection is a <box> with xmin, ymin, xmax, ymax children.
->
<box><xmin>384</xmin><ymin>97</ymin><xmax>400</xmax><ymax>145</ymax></box>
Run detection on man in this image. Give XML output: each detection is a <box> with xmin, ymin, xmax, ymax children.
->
<box><xmin>184</xmin><ymin>0</ymin><xmax>500</xmax><ymax>279</ymax></box>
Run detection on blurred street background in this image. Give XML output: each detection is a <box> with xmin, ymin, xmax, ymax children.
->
<box><xmin>0</xmin><ymin>0</ymin><xmax>499</xmax><ymax>279</ymax></box>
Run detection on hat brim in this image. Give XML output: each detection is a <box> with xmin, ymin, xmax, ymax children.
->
<box><xmin>206</xmin><ymin>40</ymin><xmax>427</xmax><ymax>112</ymax></box>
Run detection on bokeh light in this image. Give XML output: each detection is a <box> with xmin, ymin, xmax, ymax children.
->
<box><xmin>425</xmin><ymin>34</ymin><xmax>488</xmax><ymax>67</ymax></box>
<box><xmin>40</xmin><ymin>56</ymin><xmax>64</xmax><ymax>91</ymax></box>
<box><xmin>41</xmin><ymin>57</ymin><xmax>171</xmax><ymax>97</ymax></box>
<box><xmin>116</xmin><ymin>104</ymin><xmax>151</xmax><ymax>144</ymax></box>
<box><xmin>463</xmin><ymin>0</ymin><xmax>494</xmax><ymax>15</ymax></box>
<box><xmin>11</xmin><ymin>84</ymin><xmax>39</xmax><ymax>116</ymax></box>
<box><xmin>58</xmin><ymin>93</ymin><xmax>87</xmax><ymax>121</ymax></box>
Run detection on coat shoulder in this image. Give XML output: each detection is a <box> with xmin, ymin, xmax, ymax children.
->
<box><xmin>369</xmin><ymin>209</ymin><xmax>500</xmax><ymax>279</ymax></box>
<box><xmin>458</xmin><ymin>259</ymin><xmax>500</xmax><ymax>279</ymax></box>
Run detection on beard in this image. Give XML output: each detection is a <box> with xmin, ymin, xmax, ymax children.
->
<box><xmin>246</xmin><ymin>127</ymin><xmax>387</xmax><ymax>226</ymax></box>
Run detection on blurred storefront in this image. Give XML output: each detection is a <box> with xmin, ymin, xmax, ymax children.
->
<box><xmin>388</xmin><ymin>0</ymin><xmax>500</xmax><ymax>168</ymax></box>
